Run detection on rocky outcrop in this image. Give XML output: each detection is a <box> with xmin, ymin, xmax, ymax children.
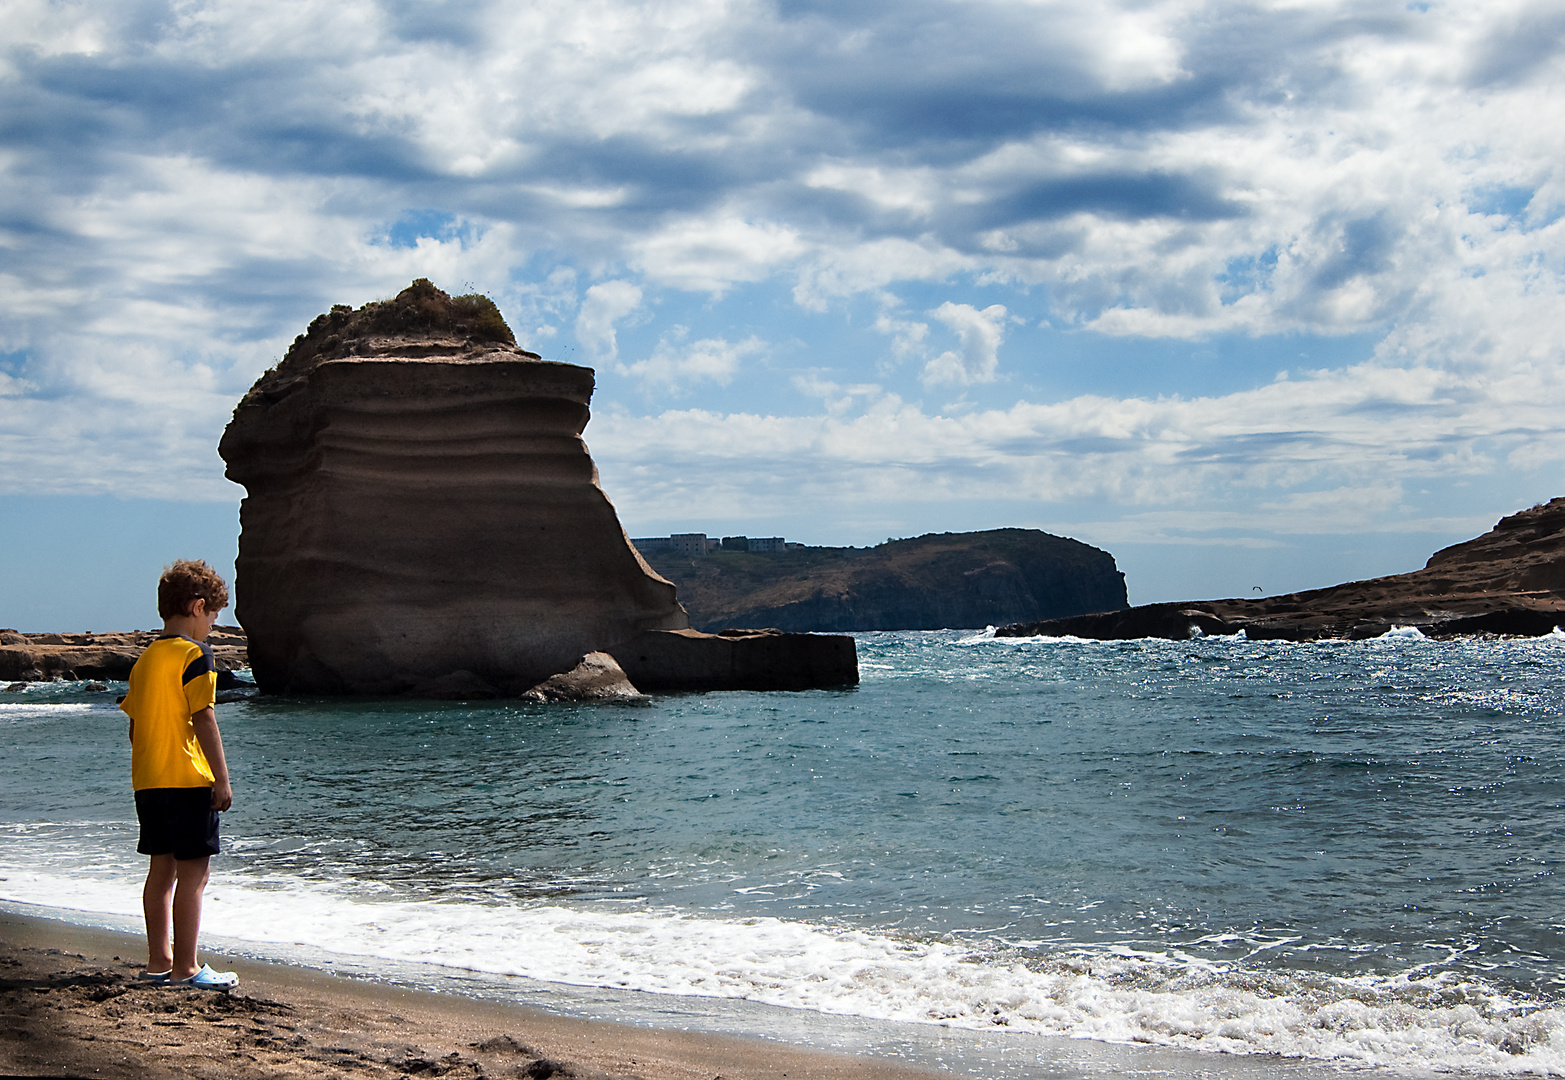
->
<box><xmin>0</xmin><ymin>629</ymin><xmax>248</xmax><ymax>682</ymax></box>
<box><xmin>219</xmin><ymin>280</ymin><xmax>855</xmax><ymax>695</ymax></box>
<box><xmin>521</xmin><ymin>652</ymin><xmax>644</xmax><ymax>702</ymax></box>
<box><xmin>616</xmin><ymin>628</ymin><xmax>859</xmax><ymax>691</ymax></box>
<box><xmin>998</xmin><ymin>498</ymin><xmax>1565</xmax><ymax>641</ymax></box>
<box><xmin>640</xmin><ymin>529</ymin><xmax>1127</xmax><ymax>632</ymax></box>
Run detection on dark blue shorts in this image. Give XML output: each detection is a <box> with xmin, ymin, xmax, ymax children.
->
<box><xmin>135</xmin><ymin>787</ymin><xmax>220</xmax><ymax>860</ymax></box>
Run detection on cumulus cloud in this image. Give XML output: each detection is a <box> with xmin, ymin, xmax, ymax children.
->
<box><xmin>591</xmin><ymin>356</ymin><xmax>1565</xmax><ymax>536</ymax></box>
<box><xmin>619</xmin><ymin>329</ymin><xmax>763</xmax><ymax>392</ymax></box>
<box><xmin>921</xmin><ymin>303</ymin><xmax>1009</xmax><ymax>387</ymax></box>
<box><xmin>574</xmin><ymin>280</ymin><xmax>643</xmax><ymax>362</ymax></box>
<box><xmin>632</xmin><ymin>216</ymin><xmax>807</xmax><ymax>294</ymax></box>
<box><xmin>2</xmin><ymin>0</ymin><xmax>1564</xmax><ymax>574</ymax></box>
<box><xmin>872</xmin><ymin>307</ymin><xmax>929</xmax><ymax>361</ymax></box>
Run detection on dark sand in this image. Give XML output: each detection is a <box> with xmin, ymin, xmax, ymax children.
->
<box><xmin>0</xmin><ymin>911</ymin><xmax>943</xmax><ymax>1080</ymax></box>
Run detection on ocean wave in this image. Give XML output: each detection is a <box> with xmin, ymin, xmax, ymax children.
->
<box><xmin>2</xmin><ymin>865</ymin><xmax>1561</xmax><ymax>1074</ymax></box>
<box><xmin>960</xmin><ymin>632</ymin><xmax>1096</xmax><ymax>645</ymax></box>
<box><xmin>0</xmin><ymin>702</ymin><xmax>111</xmax><ymax>718</ymax></box>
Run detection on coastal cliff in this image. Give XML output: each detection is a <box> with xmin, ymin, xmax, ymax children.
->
<box><xmin>218</xmin><ymin>280</ymin><xmax>853</xmax><ymax>695</ymax></box>
<box><xmin>641</xmin><ymin>529</ymin><xmax>1127</xmax><ymax>632</ymax></box>
<box><xmin>998</xmin><ymin>498</ymin><xmax>1565</xmax><ymax>641</ymax></box>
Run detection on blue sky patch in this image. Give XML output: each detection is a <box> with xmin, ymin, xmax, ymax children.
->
<box><xmin>1466</xmin><ymin>184</ymin><xmax>1534</xmax><ymax>220</ymax></box>
<box><xmin>381</xmin><ymin>210</ymin><xmax>470</xmax><ymax>249</ymax></box>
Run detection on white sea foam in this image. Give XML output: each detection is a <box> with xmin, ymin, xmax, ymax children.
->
<box><xmin>0</xmin><ymin>702</ymin><xmax>108</xmax><ymax>718</ymax></box>
<box><xmin>1</xmin><ymin>861</ymin><xmax>1561</xmax><ymax>1074</ymax></box>
<box><xmin>1380</xmin><ymin>625</ymin><xmax>1429</xmax><ymax>639</ymax></box>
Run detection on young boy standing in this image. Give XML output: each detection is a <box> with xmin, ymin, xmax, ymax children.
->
<box><xmin>120</xmin><ymin>559</ymin><xmax>239</xmax><ymax>990</ymax></box>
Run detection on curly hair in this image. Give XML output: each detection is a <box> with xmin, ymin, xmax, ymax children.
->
<box><xmin>157</xmin><ymin>559</ymin><xmax>230</xmax><ymax>620</ymax></box>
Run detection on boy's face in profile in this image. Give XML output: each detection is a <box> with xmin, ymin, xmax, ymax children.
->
<box><xmin>169</xmin><ymin>597</ymin><xmax>222</xmax><ymax>642</ymax></box>
<box><xmin>195</xmin><ymin>599</ymin><xmax>220</xmax><ymax>639</ymax></box>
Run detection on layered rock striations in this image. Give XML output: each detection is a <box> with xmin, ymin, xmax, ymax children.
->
<box><xmin>221</xmin><ymin>280</ymin><xmax>855</xmax><ymax>695</ymax></box>
<box><xmin>998</xmin><ymin>498</ymin><xmax>1565</xmax><ymax>641</ymax></box>
<box><xmin>641</xmin><ymin>529</ymin><xmax>1127</xmax><ymax>632</ymax></box>
<box><xmin>220</xmin><ymin>281</ymin><xmax>698</xmax><ymax>695</ymax></box>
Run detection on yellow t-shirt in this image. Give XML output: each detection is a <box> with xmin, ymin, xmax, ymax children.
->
<box><xmin>120</xmin><ymin>635</ymin><xmax>218</xmax><ymax>790</ymax></box>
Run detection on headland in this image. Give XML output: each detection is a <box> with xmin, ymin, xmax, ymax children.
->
<box><xmin>639</xmin><ymin>528</ymin><xmax>1127</xmax><ymax>632</ymax></box>
<box><xmin>999</xmin><ymin>497</ymin><xmax>1565</xmax><ymax>640</ymax></box>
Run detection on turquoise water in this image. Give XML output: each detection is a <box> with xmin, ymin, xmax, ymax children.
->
<box><xmin>3</xmin><ymin>629</ymin><xmax>1565</xmax><ymax>1074</ymax></box>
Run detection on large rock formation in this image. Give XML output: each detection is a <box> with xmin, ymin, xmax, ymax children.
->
<box><xmin>641</xmin><ymin>529</ymin><xmax>1127</xmax><ymax>632</ymax></box>
<box><xmin>998</xmin><ymin>498</ymin><xmax>1565</xmax><ymax>641</ymax></box>
<box><xmin>219</xmin><ymin>281</ymin><xmax>854</xmax><ymax>695</ymax></box>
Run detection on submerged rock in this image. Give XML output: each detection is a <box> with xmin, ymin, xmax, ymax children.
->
<box><xmin>999</xmin><ymin>497</ymin><xmax>1565</xmax><ymax>641</ymax></box>
<box><xmin>219</xmin><ymin>280</ymin><xmax>856</xmax><ymax>696</ymax></box>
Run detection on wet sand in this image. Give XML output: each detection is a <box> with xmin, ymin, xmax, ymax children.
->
<box><xmin>0</xmin><ymin>911</ymin><xmax>942</xmax><ymax>1080</ymax></box>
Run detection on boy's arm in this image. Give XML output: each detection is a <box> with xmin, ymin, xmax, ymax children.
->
<box><xmin>190</xmin><ymin>707</ymin><xmax>232</xmax><ymax>811</ymax></box>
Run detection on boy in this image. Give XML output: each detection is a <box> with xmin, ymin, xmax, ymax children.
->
<box><xmin>120</xmin><ymin>559</ymin><xmax>239</xmax><ymax>990</ymax></box>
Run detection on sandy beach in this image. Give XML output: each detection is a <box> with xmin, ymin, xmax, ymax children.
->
<box><xmin>0</xmin><ymin>911</ymin><xmax>942</xmax><ymax>1080</ymax></box>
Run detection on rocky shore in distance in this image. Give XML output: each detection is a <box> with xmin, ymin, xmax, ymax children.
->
<box><xmin>999</xmin><ymin>497</ymin><xmax>1565</xmax><ymax>641</ymax></box>
<box><xmin>0</xmin><ymin>627</ymin><xmax>249</xmax><ymax>684</ymax></box>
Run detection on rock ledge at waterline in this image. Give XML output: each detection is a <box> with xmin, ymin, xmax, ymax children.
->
<box><xmin>217</xmin><ymin>280</ymin><xmax>857</xmax><ymax>696</ymax></box>
<box><xmin>1000</xmin><ymin>498</ymin><xmax>1565</xmax><ymax>641</ymax></box>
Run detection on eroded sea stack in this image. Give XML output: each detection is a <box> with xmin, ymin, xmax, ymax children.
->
<box><xmin>220</xmin><ymin>280</ymin><xmax>856</xmax><ymax>695</ymax></box>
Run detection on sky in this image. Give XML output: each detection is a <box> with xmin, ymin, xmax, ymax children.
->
<box><xmin>3</xmin><ymin>0</ymin><xmax>1565</xmax><ymax>630</ymax></box>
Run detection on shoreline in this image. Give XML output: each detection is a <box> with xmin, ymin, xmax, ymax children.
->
<box><xmin>0</xmin><ymin>909</ymin><xmax>946</xmax><ymax>1080</ymax></box>
<box><xmin>6</xmin><ymin>659</ymin><xmax>1518</xmax><ymax>1080</ymax></box>
<box><xmin>0</xmin><ymin>908</ymin><xmax>1411</xmax><ymax>1080</ymax></box>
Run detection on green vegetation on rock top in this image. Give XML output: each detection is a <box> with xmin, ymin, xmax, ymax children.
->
<box><xmin>247</xmin><ymin>279</ymin><xmax>531</xmax><ymax>399</ymax></box>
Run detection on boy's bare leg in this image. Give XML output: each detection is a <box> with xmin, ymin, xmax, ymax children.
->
<box><xmin>171</xmin><ymin>856</ymin><xmax>211</xmax><ymax>980</ymax></box>
<box><xmin>143</xmin><ymin>854</ymin><xmax>177</xmax><ymax>973</ymax></box>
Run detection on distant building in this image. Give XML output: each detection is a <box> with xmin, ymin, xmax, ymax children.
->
<box><xmin>672</xmin><ymin>533</ymin><xmax>715</xmax><ymax>555</ymax></box>
<box><xmin>720</xmin><ymin>535</ymin><xmax>789</xmax><ymax>553</ymax></box>
<box><xmin>634</xmin><ymin>532</ymin><xmax>791</xmax><ymax>556</ymax></box>
<box><xmin>632</xmin><ymin>533</ymin><xmax>720</xmax><ymax>556</ymax></box>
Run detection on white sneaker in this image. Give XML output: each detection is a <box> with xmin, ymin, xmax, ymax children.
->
<box><xmin>172</xmin><ymin>963</ymin><xmax>239</xmax><ymax>990</ymax></box>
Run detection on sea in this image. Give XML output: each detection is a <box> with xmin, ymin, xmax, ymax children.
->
<box><xmin>4</xmin><ymin>628</ymin><xmax>1565</xmax><ymax>1078</ymax></box>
